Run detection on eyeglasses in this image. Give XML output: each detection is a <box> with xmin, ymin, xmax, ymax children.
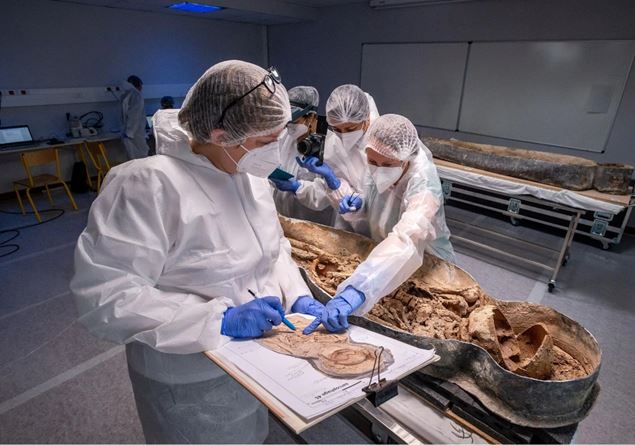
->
<box><xmin>216</xmin><ymin>66</ymin><xmax>281</xmax><ymax>128</ymax></box>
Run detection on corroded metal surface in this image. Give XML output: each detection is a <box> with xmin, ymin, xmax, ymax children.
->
<box><xmin>351</xmin><ymin>314</ymin><xmax>600</xmax><ymax>429</ymax></box>
<box><xmin>593</xmin><ymin>163</ymin><xmax>634</xmax><ymax>194</ymax></box>
<box><xmin>284</xmin><ymin>217</ymin><xmax>601</xmax><ymax>428</ymax></box>
<box><xmin>424</xmin><ymin>137</ymin><xmax>597</xmax><ymax>191</ymax></box>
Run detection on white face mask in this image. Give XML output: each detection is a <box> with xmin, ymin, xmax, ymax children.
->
<box><xmin>287</xmin><ymin>123</ymin><xmax>309</xmax><ymax>140</ymax></box>
<box><xmin>338</xmin><ymin>129</ymin><xmax>364</xmax><ymax>150</ymax></box>
<box><xmin>369</xmin><ymin>164</ymin><xmax>403</xmax><ymax>193</ymax></box>
<box><xmin>225</xmin><ymin>130</ymin><xmax>286</xmax><ymax>178</ymax></box>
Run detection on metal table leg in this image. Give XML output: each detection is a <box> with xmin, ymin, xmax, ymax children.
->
<box><xmin>548</xmin><ymin>211</ymin><xmax>582</xmax><ymax>292</ymax></box>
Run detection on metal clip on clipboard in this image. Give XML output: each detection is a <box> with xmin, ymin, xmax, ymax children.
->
<box><xmin>362</xmin><ymin>346</ymin><xmax>399</xmax><ymax>407</ymax></box>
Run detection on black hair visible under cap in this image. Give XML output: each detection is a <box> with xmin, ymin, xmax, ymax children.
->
<box><xmin>127</xmin><ymin>75</ymin><xmax>143</xmax><ymax>89</ymax></box>
<box><xmin>161</xmin><ymin>96</ymin><xmax>175</xmax><ymax>107</ymax></box>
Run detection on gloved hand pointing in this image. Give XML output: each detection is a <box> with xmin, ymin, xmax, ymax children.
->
<box><xmin>221</xmin><ymin>297</ymin><xmax>285</xmax><ymax>339</ymax></box>
<box><xmin>296</xmin><ymin>156</ymin><xmax>341</xmax><ymax>190</ymax></box>
<box><xmin>291</xmin><ymin>295</ymin><xmax>327</xmax><ymax>334</ymax></box>
<box><xmin>270</xmin><ymin>177</ymin><xmax>300</xmax><ymax>194</ymax></box>
<box><xmin>303</xmin><ymin>286</ymin><xmax>365</xmax><ymax>335</ymax></box>
<box><xmin>339</xmin><ymin>194</ymin><xmax>363</xmax><ymax>214</ymax></box>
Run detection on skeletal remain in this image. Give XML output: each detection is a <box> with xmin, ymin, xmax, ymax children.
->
<box><xmin>287</xmin><ymin>229</ymin><xmax>587</xmax><ymax>381</ymax></box>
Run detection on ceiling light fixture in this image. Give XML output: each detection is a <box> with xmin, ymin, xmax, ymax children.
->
<box><xmin>168</xmin><ymin>2</ymin><xmax>224</xmax><ymax>13</ymax></box>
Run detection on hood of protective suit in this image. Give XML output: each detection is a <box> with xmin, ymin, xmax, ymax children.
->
<box><xmin>153</xmin><ymin>109</ymin><xmax>217</xmax><ymax>170</ymax></box>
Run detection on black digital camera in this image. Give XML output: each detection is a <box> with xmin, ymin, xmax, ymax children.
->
<box><xmin>297</xmin><ymin>133</ymin><xmax>325</xmax><ymax>166</ymax></box>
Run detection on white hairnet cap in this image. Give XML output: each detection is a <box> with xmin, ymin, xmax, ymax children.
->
<box><xmin>289</xmin><ymin>86</ymin><xmax>319</xmax><ymax>120</ymax></box>
<box><xmin>289</xmin><ymin>86</ymin><xmax>319</xmax><ymax>109</ymax></box>
<box><xmin>326</xmin><ymin>84</ymin><xmax>370</xmax><ymax>125</ymax></box>
<box><xmin>178</xmin><ymin>60</ymin><xmax>290</xmax><ymax>146</ymax></box>
<box><xmin>366</xmin><ymin>114</ymin><xmax>420</xmax><ymax>161</ymax></box>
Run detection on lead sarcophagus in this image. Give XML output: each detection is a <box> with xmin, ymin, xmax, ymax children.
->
<box><xmin>424</xmin><ymin>137</ymin><xmax>598</xmax><ymax>191</ymax></box>
<box><xmin>281</xmin><ymin>217</ymin><xmax>601</xmax><ymax>428</ymax></box>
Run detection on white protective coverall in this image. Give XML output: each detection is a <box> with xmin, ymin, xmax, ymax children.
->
<box><xmin>120</xmin><ymin>81</ymin><xmax>150</xmax><ymax>159</ymax></box>
<box><xmin>273</xmin><ymin>126</ymin><xmax>333</xmax><ymax>225</ymax></box>
<box><xmin>70</xmin><ymin>109</ymin><xmax>310</xmax><ymax>443</ymax></box>
<box><xmin>294</xmin><ymin>93</ymin><xmax>379</xmax><ymax>229</ymax></box>
<box><xmin>338</xmin><ymin>142</ymin><xmax>455</xmax><ymax>315</ymax></box>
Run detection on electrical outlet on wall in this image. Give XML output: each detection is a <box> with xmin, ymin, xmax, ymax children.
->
<box><xmin>1</xmin><ymin>89</ymin><xmax>28</xmax><ymax>95</ymax></box>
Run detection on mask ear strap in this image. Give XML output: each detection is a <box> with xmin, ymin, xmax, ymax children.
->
<box><xmin>224</xmin><ymin>145</ymin><xmax>247</xmax><ymax>168</ymax></box>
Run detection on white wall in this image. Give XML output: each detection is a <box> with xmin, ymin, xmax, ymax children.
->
<box><xmin>268</xmin><ymin>0</ymin><xmax>635</xmax><ymax>225</ymax></box>
<box><xmin>0</xmin><ymin>0</ymin><xmax>267</xmax><ymax>193</ymax></box>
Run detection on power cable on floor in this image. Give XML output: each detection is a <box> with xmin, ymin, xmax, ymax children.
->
<box><xmin>0</xmin><ymin>208</ymin><xmax>65</xmax><ymax>258</ymax></box>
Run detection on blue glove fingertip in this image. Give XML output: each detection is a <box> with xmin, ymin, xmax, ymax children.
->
<box><xmin>303</xmin><ymin>317</ymin><xmax>321</xmax><ymax>335</ymax></box>
<box><xmin>295</xmin><ymin>156</ymin><xmax>308</xmax><ymax>168</ymax></box>
<box><xmin>338</xmin><ymin>312</ymin><xmax>349</xmax><ymax>329</ymax></box>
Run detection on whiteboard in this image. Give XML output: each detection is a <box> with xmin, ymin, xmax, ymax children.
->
<box><xmin>458</xmin><ymin>40</ymin><xmax>635</xmax><ymax>152</ymax></box>
<box><xmin>360</xmin><ymin>43</ymin><xmax>468</xmax><ymax>130</ymax></box>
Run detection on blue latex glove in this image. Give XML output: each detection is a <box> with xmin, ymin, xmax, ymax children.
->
<box><xmin>221</xmin><ymin>297</ymin><xmax>284</xmax><ymax>339</ymax></box>
<box><xmin>270</xmin><ymin>177</ymin><xmax>300</xmax><ymax>194</ymax></box>
<box><xmin>296</xmin><ymin>156</ymin><xmax>341</xmax><ymax>190</ymax></box>
<box><xmin>291</xmin><ymin>296</ymin><xmax>328</xmax><ymax>334</ymax></box>
<box><xmin>303</xmin><ymin>286</ymin><xmax>365</xmax><ymax>335</ymax></box>
<box><xmin>339</xmin><ymin>194</ymin><xmax>363</xmax><ymax>214</ymax></box>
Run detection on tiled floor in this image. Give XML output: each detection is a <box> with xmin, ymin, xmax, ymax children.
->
<box><xmin>0</xmin><ymin>189</ymin><xmax>633</xmax><ymax>443</ymax></box>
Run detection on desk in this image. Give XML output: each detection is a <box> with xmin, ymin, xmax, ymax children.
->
<box><xmin>0</xmin><ymin>134</ymin><xmax>121</xmax><ymax>190</ymax></box>
<box><xmin>435</xmin><ymin>159</ymin><xmax>633</xmax><ymax>291</ymax></box>
<box><xmin>0</xmin><ymin>133</ymin><xmax>121</xmax><ymax>156</ymax></box>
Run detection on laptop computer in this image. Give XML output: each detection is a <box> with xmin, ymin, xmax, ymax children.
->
<box><xmin>0</xmin><ymin>125</ymin><xmax>35</xmax><ymax>150</ymax></box>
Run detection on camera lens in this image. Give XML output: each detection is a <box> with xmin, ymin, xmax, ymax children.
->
<box><xmin>297</xmin><ymin>139</ymin><xmax>309</xmax><ymax>155</ymax></box>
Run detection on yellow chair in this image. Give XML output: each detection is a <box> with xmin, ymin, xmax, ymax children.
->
<box><xmin>13</xmin><ymin>148</ymin><xmax>78</xmax><ymax>222</ymax></box>
<box><xmin>82</xmin><ymin>141</ymin><xmax>117</xmax><ymax>193</ymax></box>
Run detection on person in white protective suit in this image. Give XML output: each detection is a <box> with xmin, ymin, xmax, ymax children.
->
<box><xmin>302</xmin><ymin>114</ymin><xmax>455</xmax><ymax>335</ymax></box>
<box><xmin>273</xmin><ymin>84</ymin><xmax>379</xmax><ymax>229</ymax></box>
<box><xmin>120</xmin><ymin>75</ymin><xmax>150</xmax><ymax>159</ymax></box>
<box><xmin>270</xmin><ymin>86</ymin><xmax>333</xmax><ymax>225</ymax></box>
<box><xmin>70</xmin><ymin>61</ymin><xmax>329</xmax><ymax>444</ymax></box>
